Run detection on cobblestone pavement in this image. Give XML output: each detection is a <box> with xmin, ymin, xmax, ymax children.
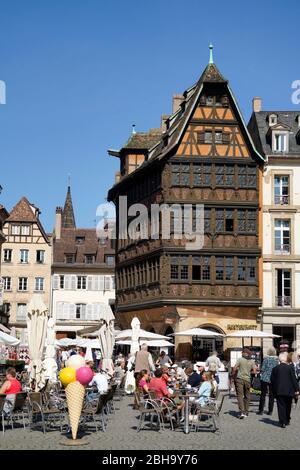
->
<box><xmin>1</xmin><ymin>394</ymin><xmax>300</xmax><ymax>450</ymax></box>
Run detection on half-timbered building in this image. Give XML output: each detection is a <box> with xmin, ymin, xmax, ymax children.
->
<box><xmin>1</xmin><ymin>197</ymin><xmax>52</xmax><ymax>334</ymax></box>
<box><xmin>108</xmin><ymin>50</ymin><xmax>265</xmax><ymax>359</ymax></box>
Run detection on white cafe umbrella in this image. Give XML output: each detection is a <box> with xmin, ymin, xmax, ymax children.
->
<box><xmin>55</xmin><ymin>338</ymin><xmax>79</xmax><ymax>348</ymax></box>
<box><xmin>226</xmin><ymin>329</ymin><xmax>281</xmax><ymax>347</ymax></box>
<box><xmin>117</xmin><ymin>339</ymin><xmax>175</xmax><ymax>348</ymax></box>
<box><xmin>130</xmin><ymin>317</ymin><xmax>141</xmax><ymax>355</ymax></box>
<box><xmin>42</xmin><ymin>318</ymin><xmax>58</xmax><ymax>382</ymax></box>
<box><xmin>27</xmin><ymin>295</ymin><xmax>48</xmax><ymax>391</ymax></box>
<box><xmin>172</xmin><ymin>328</ymin><xmax>224</xmax><ymax>337</ymax></box>
<box><xmin>95</xmin><ymin>305</ymin><xmax>115</xmax><ymax>376</ymax></box>
<box><xmin>0</xmin><ymin>331</ymin><xmax>20</xmax><ymax>347</ymax></box>
<box><xmin>116</xmin><ymin>329</ymin><xmax>169</xmax><ymax>341</ymax></box>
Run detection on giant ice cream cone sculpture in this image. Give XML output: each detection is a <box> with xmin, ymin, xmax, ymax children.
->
<box><xmin>58</xmin><ymin>357</ymin><xmax>94</xmax><ymax>441</ymax></box>
<box><xmin>65</xmin><ymin>381</ymin><xmax>85</xmax><ymax>440</ymax></box>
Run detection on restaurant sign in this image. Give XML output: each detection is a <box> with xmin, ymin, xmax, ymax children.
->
<box><xmin>227</xmin><ymin>324</ymin><xmax>257</xmax><ymax>331</ymax></box>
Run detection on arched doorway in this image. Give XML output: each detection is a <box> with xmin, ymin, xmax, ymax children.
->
<box><xmin>192</xmin><ymin>325</ymin><xmax>224</xmax><ymax>361</ymax></box>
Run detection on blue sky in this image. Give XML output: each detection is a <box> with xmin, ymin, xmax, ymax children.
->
<box><xmin>0</xmin><ymin>0</ymin><xmax>299</xmax><ymax>231</ymax></box>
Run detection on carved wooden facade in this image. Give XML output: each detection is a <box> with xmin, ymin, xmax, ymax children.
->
<box><xmin>108</xmin><ymin>60</ymin><xmax>264</xmax><ymax>333</ymax></box>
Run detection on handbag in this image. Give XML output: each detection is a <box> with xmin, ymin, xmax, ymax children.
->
<box><xmin>252</xmin><ymin>376</ymin><xmax>261</xmax><ymax>390</ymax></box>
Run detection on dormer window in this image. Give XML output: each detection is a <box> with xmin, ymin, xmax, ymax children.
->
<box><xmin>75</xmin><ymin>236</ymin><xmax>85</xmax><ymax>244</ymax></box>
<box><xmin>273</xmin><ymin>133</ymin><xmax>288</xmax><ymax>152</ymax></box>
<box><xmin>206</xmin><ymin>96</ymin><xmax>214</xmax><ymax>106</ymax></box>
<box><xmin>269</xmin><ymin>114</ymin><xmax>278</xmax><ymax>126</ymax></box>
<box><xmin>65</xmin><ymin>254</ymin><xmax>75</xmax><ymax>264</ymax></box>
<box><xmin>85</xmin><ymin>254</ymin><xmax>95</xmax><ymax>264</ymax></box>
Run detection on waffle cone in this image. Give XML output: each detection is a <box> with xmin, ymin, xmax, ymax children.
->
<box><xmin>66</xmin><ymin>381</ymin><xmax>85</xmax><ymax>440</ymax></box>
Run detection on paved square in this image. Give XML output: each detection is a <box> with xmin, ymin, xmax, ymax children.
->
<box><xmin>1</xmin><ymin>394</ymin><xmax>300</xmax><ymax>450</ymax></box>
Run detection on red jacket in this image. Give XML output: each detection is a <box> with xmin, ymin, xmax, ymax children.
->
<box><xmin>149</xmin><ymin>377</ymin><xmax>171</xmax><ymax>398</ymax></box>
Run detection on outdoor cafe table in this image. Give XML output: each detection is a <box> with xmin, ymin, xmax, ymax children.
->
<box><xmin>173</xmin><ymin>391</ymin><xmax>199</xmax><ymax>434</ymax></box>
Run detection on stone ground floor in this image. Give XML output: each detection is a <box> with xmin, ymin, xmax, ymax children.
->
<box><xmin>116</xmin><ymin>305</ymin><xmax>264</xmax><ymax>361</ymax></box>
<box><xmin>1</xmin><ymin>394</ymin><xmax>300</xmax><ymax>450</ymax></box>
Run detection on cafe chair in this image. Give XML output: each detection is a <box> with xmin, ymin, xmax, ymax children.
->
<box><xmin>190</xmin><ymin>394</ymin><xmax>225</xmax><ymax>433</ymax></box>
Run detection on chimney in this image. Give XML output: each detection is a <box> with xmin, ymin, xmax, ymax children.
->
<box><xmin>253</xmin><ymin>97</ymin><xmax>262</xmax><ymax>113</ymax></box>
<box><xmin>55</xmin><ymin>207</ymin><xmax>62</xmax><ymax>240</ymax></box>
<box><xmin>172</xmin><ymin>94</ymin><xmax>184</xmax><ymax>114</ymax></box>
<box><xmin>115</xmin><ymin>171</ymin><xmax>121</xmax><ymax>183</ymax></box>
<box><xmin>161</xmin><ymin>114</ymin><xmax>169</xmax><ymax>133</ymax></box>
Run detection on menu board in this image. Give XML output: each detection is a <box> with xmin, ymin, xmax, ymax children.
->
<box><xmin>218</xmin><ymin>371</ymin><xmax>229</xmax><ymax>391</ymax></box>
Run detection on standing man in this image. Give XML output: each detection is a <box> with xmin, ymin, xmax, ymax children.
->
<box><xmin>233</xmin><ymin>348</ymin><xmax>257</xmax><ymax>419</ymax></box>
<box><xmin>271</xmin><ymin>352</ymin><xmax>299</xmax><ymax>428</ymax></box>
<box><xmin>205</xmin><ymin>351</ymin><xmax>222</xmax><ymax>373</ymax></box>
<box><xmin>134</xmin><ymin>343</ymin><xmax>155</xmax><ymax>375</ymax></box>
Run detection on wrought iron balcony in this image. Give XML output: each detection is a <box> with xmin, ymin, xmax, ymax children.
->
<box><xmin>276</xmin><ymin>296</ymin><xmax>291</xmax><ymax>307</ymax></box>
<box><xmin>274</xmin><ymin>195</ymin><xmax>289</xmax><ymax>205</ymax></box>
<box><xmin>275</xmin><ymin>244</ymin><xmax>290</xmax><ymax>254</ymax></box>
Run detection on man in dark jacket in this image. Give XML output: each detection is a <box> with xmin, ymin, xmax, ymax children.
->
<box><xmin>271</xmin><ymin>352</ymin><xmax>299</xmax><ymax>428</ymax></box>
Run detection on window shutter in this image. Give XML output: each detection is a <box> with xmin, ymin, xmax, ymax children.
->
<box><xmin>53</xmin><ymin>275</ymin><xmax>59</xmax><ymax>290</ymax></box>
<box><xmin>71</xmin><ymin>275</ymin><xmax>76</xmax><ymax>290</ymax></box>
<box><xmin>104</xmin><ymin>276</ymin><xmax>111</xmax><ymax>291</ymax></box>
<box><xmin>69</xmin><ymin>304</ymin><xmax>76</xmax><ymax>320</ymax></box>
<box><xmin>63</xmin><ymin>303</ymin><xmax>69</xmax><ymax>320</ymax></box>
<box><xmin>56</xmin><ymin>302</ymin><xmax>63</xmax><ymax>319</ymax></box>
<box><xmin>87</xmin><ymin>276</ymin><xmax>93</xmax><ymax>291</ymax></box>
<box><xmin>111</xmin><ymin>275</ymin><xmax>115</xmax><ymax>289</ymax></box>
<box><xmin>64</xmin><ymin>275</ymin><xmax>71</xmax><ymax>290</ymax></box>
<box><xmin>99</xmin><ymin>275</ymin><xmax>104</xmax><ymax>291</ymax></box>
<box><xmin>95</xmin><ymin>304</ymin><xmax>101</xmax><ymax>320</ymax></box>
<box><xmin>92</xmin><ymin>276</ymin><xmax>99</xmax><ymax>291</ymax></box>
<box><xmin>86</xmin><ymin>304</ymin><xmax>93</xmax><ymax>320</ymax></box>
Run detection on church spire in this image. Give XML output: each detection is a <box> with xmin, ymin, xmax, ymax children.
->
<box><xmin>62</xmin><ymin>185</ymin><xmax>76</xmax><ymax>229</ymax></box>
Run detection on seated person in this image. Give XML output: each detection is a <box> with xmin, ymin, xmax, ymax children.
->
<box><xmin>188</xmin><ymin>363</ymin><xmax>204</xmax><ymax>388</ymax></box>
<box><xmin>197</xmin><ymin>372</ymin><xmax>214</xmax><ymax>407</ymax></box>
<box><xmin>88</xmin><ymin>370</ymin><xmax>109</xmax><ymax>396</ymax></box>
<box><xmin>161</xmin><ymin>366</ymin><xmax>172</xmax><ymax>385</ymax></box>
<box><xmin>137</xmin><ymin>369</ymin><xmax>150</xmax><ymax>396</ymax></box>
<box><xmin>149</xmin><ymin>368</ymin><xmax>172</xmax><ymax>399</ymax></box>
<box><xmin>175</xmin><ymin>363</ymin><xmax>187</xmax><ymax>382</ymax></box>
<box><xmin>156</xmin><ymin>351</ymin><xmax>172</xmax><ymax>367</ymax></box>
<box><xmin>0</xmin><ymin>367</ymin><xmax>22</xmax><ymax>413</ymax></box>
<box><xmin>0</xmin><ymin>367</ymin><xmax>22</xmax><ymax>395</ymax></box>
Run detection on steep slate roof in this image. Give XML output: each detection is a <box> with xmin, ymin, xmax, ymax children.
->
<box><xmin>248</xmin><ymin>111</ymin><xmax>300</xmax><ymax>156</ymax></box>
<box><xmin>62</xmin><ymin>186</ymin><xmax>76</xmax><ymax>229</ymax></box>
<box><xmin>123</xmin><ymin>128</ymin><xmax>162</xmax><ymax>150</ymax></box>
<box><xmin>53</xmin><ymin>228</ymin><xmax>114</xmax><ymax>264</ymax></box>
<box><xmin>6</xmin><ymin>197</ymin><xmax>39</xmax><ymax>222</ymax></box>
<box><xmin>5</xmin><ymin>197</ymin><xmax>50</xmax><ymax>244</ymax></box>
<box><xmin>108</xmin><ymin>61</ymin><xmax>265</xmax><ymax>200</ymax></box>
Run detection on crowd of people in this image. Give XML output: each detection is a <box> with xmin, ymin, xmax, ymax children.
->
<box><xmin>118</xmin><ymin>344</ymin><xmax>300</xmax><ymax>429</ymax></box>
<box><xmin>1</xmin><ymin>341</ymin><xmax>300</xmax><ymax>431</ymax></box>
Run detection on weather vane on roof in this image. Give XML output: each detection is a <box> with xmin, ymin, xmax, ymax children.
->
<box><xmin>209</xmin><ymin>43</ymin><xmax>214</xmax><ymax>64</ymax></box>
<box><xmin>68</xmin><ymin>173</ymin><xmax>71</xmax><ymax>187</ymax></box>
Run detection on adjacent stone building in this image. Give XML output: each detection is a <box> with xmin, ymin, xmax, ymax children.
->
<box><xmin>52</xmin><ymin>186</ymin><xmax>115</xmax><ymax>338</ymax></box>
<box><xmin>248</xmin><ymin>103</ymin><xmax>300</xmax><ymax>353</ymax></box>
<box><xmin>1</xmin><ymin>197</ymin><xmax>52</xmax><ymax>334</ymax></box>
